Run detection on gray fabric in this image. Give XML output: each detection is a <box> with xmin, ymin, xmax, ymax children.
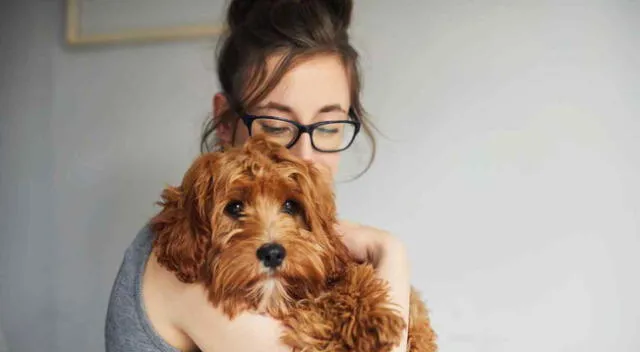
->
<box><xmin>105</xmin><ymin>225</ymin><xmax>180</xmax><ymax>352</ymax></box>
<box><xmin>0</xmin><ymin>322</ymin><xmax>8</xmax><ymax>352</ymax></box>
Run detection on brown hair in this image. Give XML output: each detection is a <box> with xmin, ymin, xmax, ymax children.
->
<box><xmin>200</xmin><ymin>0</ymin><xmax>377</xmax><ymax>176</ymax></box>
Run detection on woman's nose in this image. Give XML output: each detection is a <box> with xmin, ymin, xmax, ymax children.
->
<box><xmin>289</xmin><ymin>134</ymin><xmax>314</xmax><ymax>161</ymax></box>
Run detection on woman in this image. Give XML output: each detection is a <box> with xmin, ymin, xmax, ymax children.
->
<box><xmin>105</xmin><ymin>0</ymin><xmax>411</xmax><ymax>351</ymax></box>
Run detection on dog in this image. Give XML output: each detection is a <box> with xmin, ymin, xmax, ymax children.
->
<box><xmin>149</xmin><ymin>135</ymin><xmax>437</xmax><ymax>352</ymax></box>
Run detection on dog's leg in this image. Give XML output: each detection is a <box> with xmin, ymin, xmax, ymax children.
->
<box><xmin>407</xmin><ymin>287</ymin><xmax>438</xmax><ymax>352</ymax></box>
<box><xmin>280</xmin><ymin>263</ymin><xmax>406</xmax><ymax>352</ymax></box>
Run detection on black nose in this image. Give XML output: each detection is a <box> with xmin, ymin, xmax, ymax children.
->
<box><xmin>256</xmin><ymin>243</ymin><xmax>286</xmax><ymax>268</ymax></box>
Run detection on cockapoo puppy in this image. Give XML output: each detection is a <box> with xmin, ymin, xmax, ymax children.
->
<box><xmin>149</xmin><ymin>136</ymin><xmax>437</xmax><ymax>352</ymax></box>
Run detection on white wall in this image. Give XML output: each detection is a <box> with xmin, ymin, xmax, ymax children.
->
<box><xmin>1</xmin><ymin>1</ymin><xmax>638</xmax><ymax>351</ymax></box>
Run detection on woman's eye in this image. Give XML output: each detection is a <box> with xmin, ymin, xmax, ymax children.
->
<box><xmin>317</xmin><ymin>127</ymin><xmax>339</xmax><ymax>135</ymax></box>
<box><xmin>224</xmin><ymin>201</ymin><xmax>244</xmax><ymax>219</ymax></box>
<box><xmin>282</xmin><ymin>199</ymin><xmax>301</xmax><ymax>215</ymax></box>
<box><xmin>260</xmin><ymin>123</ymin><xmax>290</xmax><ymax>135</ymax></box>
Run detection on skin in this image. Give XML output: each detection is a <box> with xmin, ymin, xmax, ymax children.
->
<box><xmin>142</xmin><ymin>54</ymin><xmax>410</xmax><ymax>352</ymax></box>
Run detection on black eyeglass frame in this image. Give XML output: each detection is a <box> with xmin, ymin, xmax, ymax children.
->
<box><xmin>239</xmin><ymin>109</ymin><xmax>361</xmax><ymax>153</ymax></box>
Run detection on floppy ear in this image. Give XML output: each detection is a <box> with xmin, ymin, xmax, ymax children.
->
<box><xmin>149</xmin><ymin>153</ymin><xmax>220</xmax><ymax>283</ymax></box>
<box><xmin>291</xmin><ymin>161</ymin><xmax>352</xmax><ymax>273</ymax></box>
<box><xmin>295</xmin><ymin>165</ymin><xmax>337</xmax><ymax>236</ymax></box>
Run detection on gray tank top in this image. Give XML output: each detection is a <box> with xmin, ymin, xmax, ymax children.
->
<box><xmin>105</xmin><ymin>225</ymin><xmax>181</xmax><ymax>352</ymax></box>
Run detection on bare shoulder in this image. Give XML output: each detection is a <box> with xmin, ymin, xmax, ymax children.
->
<box><xmin>141</xmin><ymin>252</ymin><xmax>199</xmax><ymax>350</ymax></box>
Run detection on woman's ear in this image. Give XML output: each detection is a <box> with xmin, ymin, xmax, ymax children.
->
<box><xmin>213</xmin><ymin>93</ymin><xmax>234</xmax><ymax>145</ymax></box>
<box><xmin>149</xmin><ymin>152</ymin><xmax>220</xmax><ymax>283</ymax></box>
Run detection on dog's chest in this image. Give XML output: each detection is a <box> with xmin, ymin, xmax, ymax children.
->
<box><xmin>257</xmin><ymin>278</ymin><xmax>284</xmax><ymax>312</ymax></box>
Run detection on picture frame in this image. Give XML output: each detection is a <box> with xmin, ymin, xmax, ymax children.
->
<box><xmin>65</xmin><ymin>0</ymin><xmax>225</xmax><ymax>46</ymax></box>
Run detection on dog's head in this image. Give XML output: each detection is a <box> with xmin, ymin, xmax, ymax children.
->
<box><xmin>150</xmin><ymin>136</ymin><xmax>351</xmax><ymax>316</ymax></box>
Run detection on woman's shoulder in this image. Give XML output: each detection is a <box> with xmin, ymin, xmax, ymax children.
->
<box><xmin>107</xmin><ymin>224</ymin><xmax>154</xmax><ymax>301</ymax></box>
<box><xmin>126</xmin><ymin>224</ymin><xmax>156</xmax><ymax>258</ymax></box>
<box><xmin>105</xmin><ymin>224</ymin><xmax>183</xmax><ymax>352</ymax></box>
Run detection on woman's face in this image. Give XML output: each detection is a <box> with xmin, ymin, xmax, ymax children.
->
<box><xmin>214</xmin><ymin>54</ymin><xmax>352</xmax><ymax>179</ymax></box>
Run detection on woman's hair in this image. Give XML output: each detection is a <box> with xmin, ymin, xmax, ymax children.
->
<box><xmin>200</xmin><ymin>0</ymin><xmax>377</xmax><ymax>175</ymax></box>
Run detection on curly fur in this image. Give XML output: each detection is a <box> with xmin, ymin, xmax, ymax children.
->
<box><xmin>149</xmin><ymin>135</ymin><xmax>437</xmax><ymax>351</ymax></box>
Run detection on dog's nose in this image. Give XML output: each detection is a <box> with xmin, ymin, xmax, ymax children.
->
<box><xmin>256</xmin><ymin>243</ymin><xmax>286</xmax><ymax>268</ymax></box>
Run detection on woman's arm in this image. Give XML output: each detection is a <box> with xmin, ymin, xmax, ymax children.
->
<box><xmin>180</xmin><ymin>302</ymin><xmax>292</xmax><ymax>352</ymax></box>
<box><xmin>144</xmin><ymin>252</ymin><xmax>291</xmax><ymax>352</ymax></box>
<box><xmin>377</xmin><ymin>236</ymin><xmax>411</xmax><ymax>352</ymax></box>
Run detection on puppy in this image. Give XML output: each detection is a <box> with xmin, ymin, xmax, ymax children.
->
<box><xmin>149</xmin><ymin>136</ymin><xmax>437</xmax><ymax>352</ymax></box>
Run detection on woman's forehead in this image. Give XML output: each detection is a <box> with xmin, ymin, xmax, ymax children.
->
<box><xmin>258</xmin><ymin>54</ymin><xmax>351</xmax><ymax>122</ymax></box>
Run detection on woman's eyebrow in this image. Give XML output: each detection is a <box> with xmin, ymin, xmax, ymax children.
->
<box><xmin>256</xmin><ymin>102</ymin><xmax>294</xmax><ymax>114</ymax></box>
<box><xmin>257</xmin><ymin>102</ymin><xmax>347</xmax><ymax>114</ymax></box>
<box><xmin>317</xmin><ymin>104</ymin><xmax>347</xmax><ymax>114</ymax></box>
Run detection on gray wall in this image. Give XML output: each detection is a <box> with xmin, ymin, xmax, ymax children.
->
<box><xmin>1</xmin><ymin>1</ymin><xmax>638</xmax><ymax>351</ymax></box>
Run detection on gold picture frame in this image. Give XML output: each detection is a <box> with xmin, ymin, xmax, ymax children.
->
<box><xmin>65</xmin><ymin>0</ymin><xmax>225</xmax><ymax>45</ymax></box>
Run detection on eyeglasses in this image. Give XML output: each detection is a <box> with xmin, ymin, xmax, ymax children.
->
<box><xmin>239</xmin><ymin>111</ymin><xmax>361</xmax><ymax>153</ymax></box>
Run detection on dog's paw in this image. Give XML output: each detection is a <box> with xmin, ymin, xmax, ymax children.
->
<box><xmin>279</xmin><ymin>306</ymin><xmax>337</xmax><ymax>352</ymax></box>
<box><xmin>336</xmin><ymin>263</ymin><xmax>407</xmax><ymax>351</ymax></box>
<box><xmin>282</xmin><ymin>263</ymin><xmax>406</xmax><ymax>352</ymax></box>
<box><xmin>407</xmin><ymin>287</ymin><xmax>438</xmax><ymax>352</ymax></box>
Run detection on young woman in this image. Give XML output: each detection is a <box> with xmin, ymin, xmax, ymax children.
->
<box><xmin>105</xmin><ymin>0</ymin><xmax>411</xmax><ymax>351</ymax></box>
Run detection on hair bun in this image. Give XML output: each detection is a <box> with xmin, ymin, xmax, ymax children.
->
<box><xmin>226</xmin><ymin>0</ymin><xmax>258</xmax><ymax>30</ymax></box>
<box><xmin>226</xmin><ymin>0</ymin><xmax>353</xmax><ymax>32</ymax></box>
<box><xmin>323</xmin><ymin>0</ymin><xmax>353</xmax><ymax>30</ymax></box>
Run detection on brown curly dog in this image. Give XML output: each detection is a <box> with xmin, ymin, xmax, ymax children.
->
<box><xmin>149</xmin><ymin>136</ymin><xmax>437</xmax><ymax>352</ymax></box>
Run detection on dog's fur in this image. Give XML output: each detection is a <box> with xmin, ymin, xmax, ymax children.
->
<box><xmin>149</xmin><ymin>136</ymin><xmax>437</xmax><ymax>352</ymax></box>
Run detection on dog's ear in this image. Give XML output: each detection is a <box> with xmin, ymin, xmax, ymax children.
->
<box><xmin>149</xmin><ymin>152</ymin><xmax>221</xmax><ymax>283</ymax></box>
<box><xmin>290</xmin><ymin>161</ymin><xmax>352</xmax><ymax>272</ymax></box>
<box><xmin>294</xmin><ymin>165</ymin><xmax>336</xmax><ymax>235</ymax></box>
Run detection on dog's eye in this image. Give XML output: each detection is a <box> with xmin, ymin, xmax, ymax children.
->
<box><xmin>282</xmin><ymin>199</ymin><xmax>301</xmax><ymax>215</ymax></box>
<box><xmin>224</xmin><ymin>201</ymin><xmax>244</xmax><ymax>219</ymax></box>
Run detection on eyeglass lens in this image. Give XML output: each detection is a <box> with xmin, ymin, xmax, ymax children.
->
<box><xmin>251</xmin><ymin>118</ymin><xmax>357</xmax><ymax>152</ymax></box>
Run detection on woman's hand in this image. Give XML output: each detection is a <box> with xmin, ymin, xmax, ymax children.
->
<box><xmin>335</xmin><ymin>220</ymin><xmax>411</xmax><ymax>352</ymax></box>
